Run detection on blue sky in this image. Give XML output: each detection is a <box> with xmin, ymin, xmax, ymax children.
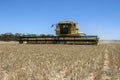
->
<box><xmin>0</xmin><ymin>0</ymin><xmax>120</xmax><ymax>40</ymax></box>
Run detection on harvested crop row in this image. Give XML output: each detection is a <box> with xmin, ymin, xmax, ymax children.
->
<box><xmin>0</xmin><ymin>42</ymin><xmax>120</xmax><ymax>80</ymax></box>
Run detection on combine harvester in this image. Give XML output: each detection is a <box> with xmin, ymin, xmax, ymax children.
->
<box><xmin>19</xmin><ymin>21</ymin><xmax>99</xmax><ymax>45</ymax></box>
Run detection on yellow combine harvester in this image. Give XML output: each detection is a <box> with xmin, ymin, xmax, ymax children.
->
<box><xmin>19</xmin><ymin>21</ymin><xmax>99</xmax><ymax>45</ymax></box>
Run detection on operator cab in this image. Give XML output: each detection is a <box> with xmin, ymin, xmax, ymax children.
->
<box><xmin>55</xmin><ymin>21</ymin><xmax>79</xmax><ymax>36</ymax></box>
<box><xmin>59</xmin><ymin>24</ymin><xmax>71</xmax><ymax>34</ymax></box>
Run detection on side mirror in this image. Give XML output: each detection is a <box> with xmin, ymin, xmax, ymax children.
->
<box><xmin>51</xmin><ymin>24</ymin><xmax>56</xmax><ymax>28</ymax></box>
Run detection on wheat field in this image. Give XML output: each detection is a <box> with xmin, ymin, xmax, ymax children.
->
<box><xmin>0</xmin><ymin>42</ymin><xmax>120</xmax><ymax>80</ymax></box>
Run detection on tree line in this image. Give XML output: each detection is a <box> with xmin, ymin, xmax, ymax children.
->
<box><xmin>0</xmin><ymin>33</ymin><xmax>54</xmax><ymax>41</ymax></box>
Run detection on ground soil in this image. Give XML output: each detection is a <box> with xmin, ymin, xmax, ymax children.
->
<box><xmin>0</xmin><ymin>42</ymin><xmax>120</xmax><ymax>80</ymax></box>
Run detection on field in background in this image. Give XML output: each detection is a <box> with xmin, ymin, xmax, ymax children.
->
<box><xmin>0</xmin><ymin>42</ymin><xmax>120</xmax><ymax>80</ymax></box>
